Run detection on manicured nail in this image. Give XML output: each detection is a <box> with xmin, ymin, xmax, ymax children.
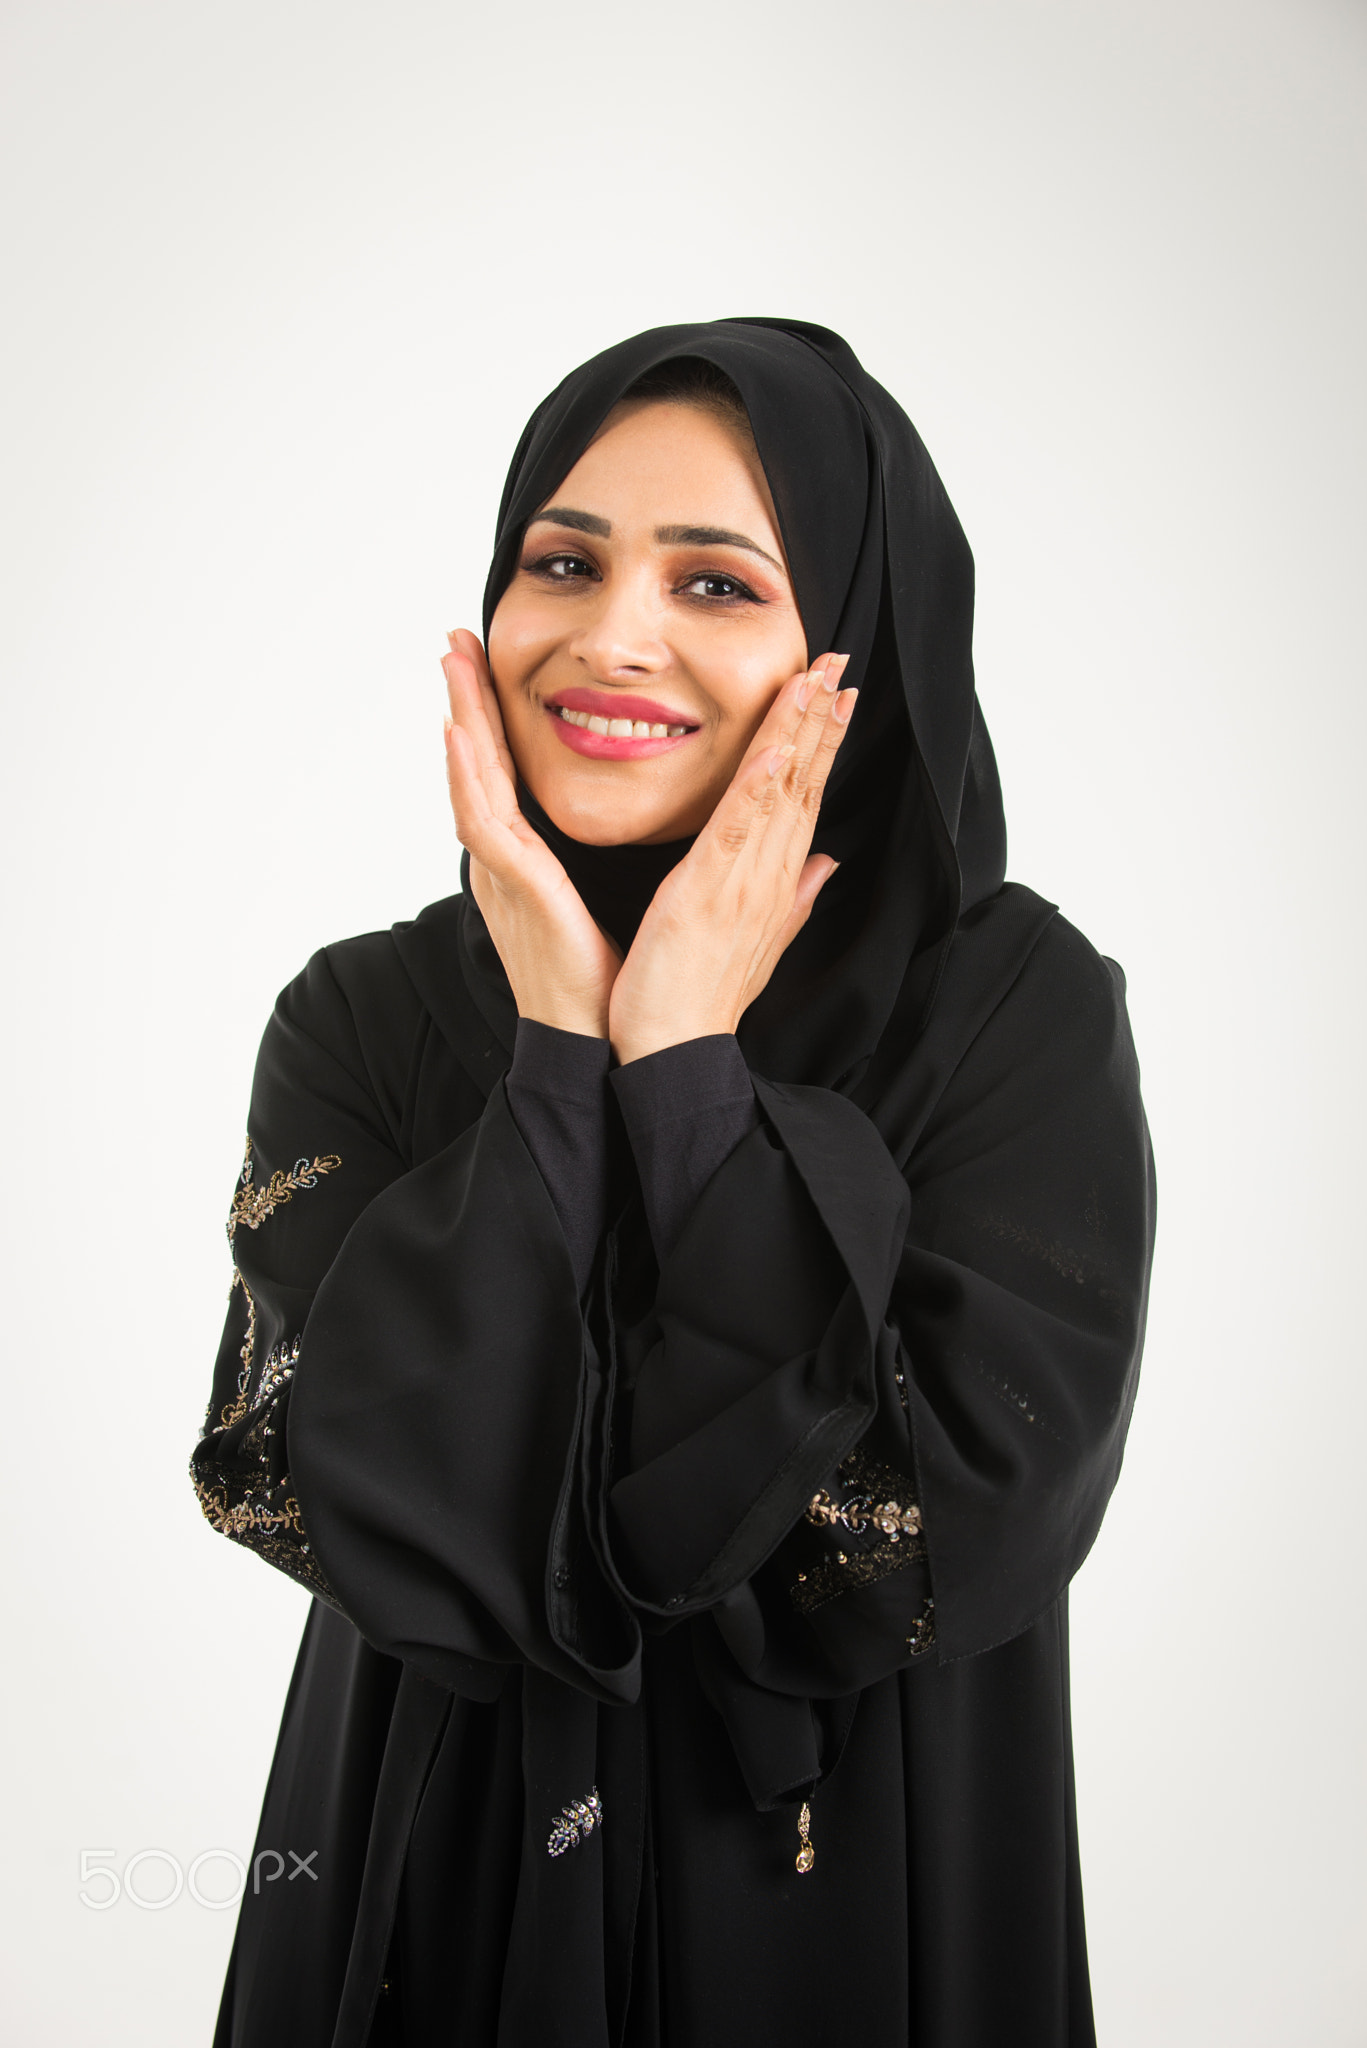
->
<box><xmin>833</xmin><ymin>687</ymin><xmax>859</xmax><ymax>725</ymax></box>
<box><xmin>767</xmin><ymin>742</ymin><xmax>797</xmax><ymax>776</ymax></box>
<box><xmin>823</xmin><ymin>653</ymin><xmax>852</xmax><ymax>693</ymax></box>
<box><xmin>443</xmin><ymin>716</ymin><xmax>454</xmax><ymax>741</ymax></box>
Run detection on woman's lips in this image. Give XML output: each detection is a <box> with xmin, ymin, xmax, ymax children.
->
<box><xmin>546</xmin><ymin>703</ymin><xmax>697</xmax><ymax>760</ymax></box>
<box><xmin>551</xmin><ymin>684</ymin><xmax>698</xmax><ymax>727</ymax></box>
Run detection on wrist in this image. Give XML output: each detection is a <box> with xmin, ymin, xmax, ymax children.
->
<box><xmin>613</xmin><ymin>1019</ymin><xmax>736</xmax><ymax>1065</ymax></box>
<box><xmin>521</xmin><ymin>1001</ymin><xmax>610</xmax><ymax>1039</ymax></box>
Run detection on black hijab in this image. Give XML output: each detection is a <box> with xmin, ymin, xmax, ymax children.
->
<box><xmin>476</xmin><ymin>318</ymin><xmax>1008</xmax><ymax>1092</ymax></box>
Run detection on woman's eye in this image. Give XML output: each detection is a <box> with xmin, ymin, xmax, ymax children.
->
<box><xmin>681</xmin><ymin>572</ymin><xmax>757</xmax><ymax>603</ymax></box>
<box><xmin>524</xmin><ymin>551</ymin><xmax>597</xmax><ymax>582</ymax></box>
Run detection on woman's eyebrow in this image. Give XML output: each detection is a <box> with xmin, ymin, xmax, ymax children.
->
<box><xmin>528</xmin><ymin>506</ymin><xmax>783</xmax><ymax>574</ymax></box>
<box><xmin>528</xmin><ymin>505</ymin><xmax>610</xmax><ymax>538</ymax></box>
<box><xmin>655</xmin><ymin>524</ymin><xmax>784</xmax><ymax>573</ymax></box>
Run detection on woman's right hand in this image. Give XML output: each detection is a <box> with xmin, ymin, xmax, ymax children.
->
<box><xmin>442</xmin><ymin>629</ymin><xmax>623</xmax><ymax>1038</ymax></box>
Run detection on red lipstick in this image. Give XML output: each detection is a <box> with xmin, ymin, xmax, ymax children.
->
<box><xmin>548</xmin><ymin>685</ymin><xmax>699</xmax><ymax>727</ymax></box>
<box><xmin>544</xmin><ymin>684</ymin><xmax>701</xmax><ymax>761</ymax></box>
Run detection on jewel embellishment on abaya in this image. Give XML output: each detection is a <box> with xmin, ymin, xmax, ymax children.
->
<box><xmin>547</xmin><ymin>1787</ymin><xmax>603</xmax><ymax>1857</ymax></box>
<box><xmin>790</xmin><ymin>1446</ymin><xmax>926</xmax><ymax>1615</ymax></box>
<box><xmin>217</xmin><ymin>1137</ymin><xmax>341</xmax><ymax>1428</ymax></box>
<box><xmin>906</xmin><ymin>1598</ymin><xmax>937</xmax><ymax>1657</ymax></box>
<box><xmin>188</xmin><ymin>1136</ymin><xmax>347</xmax><ymax>1616</ymax></box>
<box><xmin>795</xmin><ymin>1802</ymin><xmax>815</xmax><ymax>1874</ymax></box>
<box><xmin>230</xmin><ymin>1137</ymin><xmax>342</xmax><ymax>1237</ymax></box>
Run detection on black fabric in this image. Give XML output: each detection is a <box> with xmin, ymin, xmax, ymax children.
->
<box><xmin>191</xmin><ymin>318</ymin><xmax>1156</xmax><ymax>2048</ymax></box>
<box><xmin>607</xmin><ymin>1034</ymin><xmax>762</xmax><ymax>1264</ymax></box>
<box><xmin>505</xmin><ymin>1019</ymin><xmax>612</xmax><ymax>1296</ymax></box>
<box><xmin>506</xmin><ymin>1022</ymin><xmax>761</xmax><ymax>1288</ymax></box>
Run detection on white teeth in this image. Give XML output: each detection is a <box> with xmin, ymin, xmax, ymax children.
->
<box><xmin>554</xmin><ymin>705</ymin><xmax>691</xmax><ymax>740</ymax></box>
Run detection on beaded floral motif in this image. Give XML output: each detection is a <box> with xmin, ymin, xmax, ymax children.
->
<box><xmin>218</xmin><ymin>1139</ymin><xmax>338</xmax><ymax>1429</ymax></box>
<box><xmin>906</xmin><ymin>1597</ymin><xmax>936</xmax><ymax>1657</ymax></box>
<box><xmin>257</xmin><ymin>1333</ymin><xmax>303</xmax><ymax>1410</ymax></box>
<box><xmin>805</xmin><ymin>1453</ymin><xmax>923</xmax><ymax>1545</ymax></box>
<box><xmin>229</xmin><ymin>1138</ymin><xmax>341</xmax><ymax>1238</ymax></box>
<box><xmin>191</xmin><ymin>1136</ymin><xmax>343</xmax><ymax>1610</ymax></box>
<box><xmin>189</xmin><ymin>1465</ymin><xmax>341</xmax><ymax>1609</ymax></box>
<box><xmin>547</xmin><ymin>1787</ymin><xmax>603</xmax><ymax>1857</ymax></box>
<box><xmin>790</xmin><ymin>1446</ymin><xmax>926</xmax><ymax>1616</ymax></box>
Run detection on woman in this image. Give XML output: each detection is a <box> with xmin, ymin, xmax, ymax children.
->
<box><xmin>190</xmin><ymin>319</ymin><xmax>1156</xmax><ymax>2048</ymax></box>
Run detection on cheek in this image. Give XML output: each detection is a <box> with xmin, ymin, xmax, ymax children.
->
<box><xmin>702</xmin><ymin>626</ymin><xmax>808</xmax><ymax>739</ymax></box>
<box><xmin>487</xmin><ymin>604</ymin><xmax>548</xmax><ymax>718</ymax></box>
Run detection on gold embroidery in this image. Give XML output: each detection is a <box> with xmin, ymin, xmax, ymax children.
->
<box><xmin>795</xmin><ymin>1800</ymin><xmax>815</xmax><ymax>1874</ymax></box>
<box><xmin>217</xmin><ymin>1140</ymin><xmax>338</xmax><ymax>1428</ymax></box>
<box><xmin>189</xmin><ymin>1462</ymin><xmax>343</xmax><ymax>1611</ymax></box>
<box><xmin>790</xmin><ymin>1446</ymin><xmax>926</xmax><ymax>1617</ymax></box>
<box><xmin>906</xmin><ymin>1596</ymin><xmax>936</xmax><ymax>1657</ymax></box>
<box><xmin>218</xmin><ymin>1268</ymin><xmax>259</xmax><ymax>1430</ymax></box>
<box><xmin>806</xmin><ymin>1470</ymin><xmax>923</xmax><ymax>1543</ymax></box>
<box><xmin>230</xmin><ymin>1138</ymin><xmax>341</xmax><ymax>1239</ymax></box>
<box><xmin>193</xmin><ymin>1136</ymin><xmax>343</xmax><ymax>1608</ymax></box>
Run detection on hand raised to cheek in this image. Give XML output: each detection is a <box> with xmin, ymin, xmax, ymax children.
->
<box><xmin>442</xmin><ymin>629</ymin><xmax>623</xmax><ymax>1038</ymax></box>
<box><xmin>607</xmin><ymin>654</ymin><xmax>857</xmax><ymax>1065</ymax></box>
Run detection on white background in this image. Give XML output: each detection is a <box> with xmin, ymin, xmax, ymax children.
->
<box><xmin>2</xmin><ymin>1</ymin><xmax>1363</xmax><ymax>2040</ymax></box>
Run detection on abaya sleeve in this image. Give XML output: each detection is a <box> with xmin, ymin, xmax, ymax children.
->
<box><xmin>503</xmin><ymin>1018</ymin><xmax>611</xmax><ymax>1298</ymax></box>
<box><xmin>601</xmin><ymin>909</ymin><xmax>1153</xmax><ymax>1697</ymax></box>
<box><xmin>188</xmin><ymin>936</ymin><xmax>643</xmax><ymax>1704</ymax></box>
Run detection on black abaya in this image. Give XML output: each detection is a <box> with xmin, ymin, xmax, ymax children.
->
<box><xmin>189</xmin><ymin>319</ymin><xmax>1156</xmax><ymax>2047</ymax></box>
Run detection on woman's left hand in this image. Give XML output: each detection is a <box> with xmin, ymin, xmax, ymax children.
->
<box><xmin>608</xmin><ymin>653</ymin><xmax>857</xmax><ymax>1065</ymax></box>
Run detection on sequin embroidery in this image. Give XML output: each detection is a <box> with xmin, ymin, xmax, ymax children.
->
<box><xmin>191</xmin><ymin>1136</ymin><xmax>344</xmax><ymax>1611</ymax></box>
<box><xmin>790</xmin><ymin>1445</ymin><xmax>926</xmax><ymax>1616</ymax></box>
<box><xmin>547</xmin><ymin>1788</ymin><xmax>603</xmax><ymax>1857</ymax></box>
<box><xmin>906</xmin><ymin>1597</ymin><xmax>937</xmax><ymax>1656</ymax></box>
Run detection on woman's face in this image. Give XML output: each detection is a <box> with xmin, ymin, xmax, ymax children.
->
<box><xmin>486</xmin><ymin>398</ymin><xmax>809</xmax><ymax>844</ymax></box>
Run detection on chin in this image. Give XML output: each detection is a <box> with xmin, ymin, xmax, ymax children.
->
<box><xmin>534</xmin><ymin>774</ymin><xmax>694</xmax><ymax>848</ymax></box>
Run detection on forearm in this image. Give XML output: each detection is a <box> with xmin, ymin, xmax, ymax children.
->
<box><xmin>504</xmin><ymin>1016</ymin><xmax>612</xmax><ymax>1296</ymax></box>
<box><xmin>608</xmin><ymin>1032</ymin><xmax>762</xmax><ymax>1264</ymax></box>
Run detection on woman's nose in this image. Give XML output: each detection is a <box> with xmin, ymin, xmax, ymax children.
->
<box><xmin>566</xmin><ymin>572</ymin><xmax>670</xmax><ymax>678</ymax></box>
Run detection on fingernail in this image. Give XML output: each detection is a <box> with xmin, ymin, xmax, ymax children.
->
<box><xmin>447</xmin><ymin>630</ymin><xmax>460</xmax><ymax>647</ymax></box>
<box><xmin>767</xmin><ymin>742</ymin><xmax>797</xmax><ymax>776</ymax></box>
<box><xmin>822</xmin><ymin>661</ymin><xmax>842</xmax><ymax>693</ymax></box>
<box><xmin>443</xmin><ymin>716</ymin><xmax>453</xmax><ymax>740</ymax></box>
<box><xmin>833</xmin><ymin>687</ymin><xmax>859</xmax><ymax>725</ymax></box>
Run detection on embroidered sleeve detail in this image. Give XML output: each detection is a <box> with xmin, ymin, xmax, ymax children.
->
<box><xmin>190</xmin><ymin>1448</ymin><xmax>343</xmax><ymax>1611</ymax></box>
<box><xmin>790</xmin><ymin>1445</ymin><xmax>927</xmax><ymax>1616</ymax></box>
<box><xmin>906</xmin><ymin>1596</ymin><xmax>936</xmax><ymax>1658</ymax></box>
<box><xmin>190</xmin><ymin>1312</ymin><xmax>344</xmax><ymax>1613</ymax></box>
<box><xmin>229</xmin><ymin>1136</ymin><xmax>342</xmax><ymax>1239</ymax></box>
<box><xmin>191</xmin><ymin>1137</ymin><xmax>346</xmax><ymax>1612</ymax></box>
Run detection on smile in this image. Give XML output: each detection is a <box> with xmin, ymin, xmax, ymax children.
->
<box><xmin>546</xmin><ymin>704</ymin><xmax>698</xmax><ymax>760</ymax></box>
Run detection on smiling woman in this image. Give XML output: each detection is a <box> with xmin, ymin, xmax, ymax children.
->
<box><xmin>189</xmin><ymin>321</ymin><xmax>1155</xmax><ymax>2048</ymax></box>
<box><xmin>483</xmin><ymin>375</ymin><xmax>817</xmax><ymax>843</ymax></box>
